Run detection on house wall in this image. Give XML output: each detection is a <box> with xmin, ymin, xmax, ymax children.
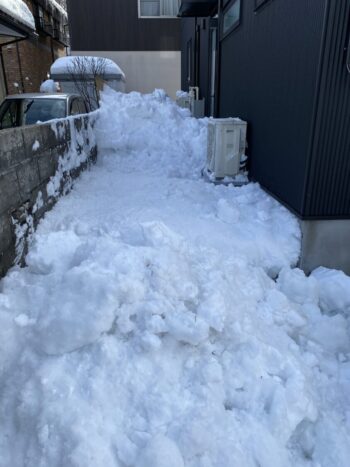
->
<box><xmin>67</xmin><ymin>0</ymin><xmax>181</xmax><ymax>97</ymax></box>
<box><xmin>181</xmin><ymin>16</ymin><xmax>216</xmax><ymax>114</ymax></box>
<box><xmin>67</xmin><ymin>0</ymin><xmax>181</xmax><ymax>52</ymax></box>
<box><xmin>300</xmin><ymin>219</ymin><xmax>350</xmax><ymax>275</ymax></box>
<box><xmin>72</xmin><ymin>50</ymin><xmax>181</xmax><ymax>99</ymax></box>
<box><xmin>181</xmin><ymin>18</ymin><xmax>196</xmax><ymax>90</ymax></box>
<box><xmin>217</xmin><ymin>0</ymin><xmax>327</xmax><ymax>217</ymax></box>
<box><xmin>2</xmin><ymin>36</ymin><xmax>65</xmax><ymax>94</ymax></box>
<box><xmin>303</xmin><ymin>0</ymin><xmax>350</xmax><ymax>218</ymax></box>
<box><xmin>0</xmin><ymin>0</ymin><xmax>67</xmax><ymax>96</ymax></box>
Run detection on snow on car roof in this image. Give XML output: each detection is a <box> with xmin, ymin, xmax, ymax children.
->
<box><xmin>50</xmin><ymin>56</ymin><xmax>126</xmax><ymax>79</ymax></box>
<box><xmin>0</xmin><ymin>0</ymin><xmax>35</xmax><ymax>29</ymax></box>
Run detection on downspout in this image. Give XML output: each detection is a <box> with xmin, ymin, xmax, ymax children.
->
<box><xmin>15</xmin><ymin>41</ymin><xmax>25</xmax><ymax>92</ymax></box>
<box><xmin>0</xmin><ymin>46</ymin><xmax>9</xmax><ymax>94</ymax></box>
<box><xmin>215</xmin><ymin>0</ymin><xmax>221</xmax><ymax>117</ymax></box>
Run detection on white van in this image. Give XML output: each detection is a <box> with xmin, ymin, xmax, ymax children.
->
<box><xmin>50</xmin><ymin>56</ymin><xmax>126</xmax><ymax>110</ymax></box>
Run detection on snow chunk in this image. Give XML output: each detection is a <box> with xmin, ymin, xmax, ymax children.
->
<box><xmin>312</xmin><ymin>267</ymin><xmax>350</xmax><ymax>315</ymax></box>
<box><xmin>0</xmin><ymin>0</ymin><xmax>35</xmax><ymax>29</ymax></box>
<box><xmin>14</xmin><ymin>314</ymin><xmax>35</xmax><ymax>327</ymax></box>
<box><xmin>304</xmin><ymin>314</ymin><xmax>349</xmax><ymax>354</ymax></box>
<box><xmin>40</xmin><ymin>79</ymin><xmax>57</xmax><ymax>93</ymax></box>
<box><xmin>32</xmin><ymin>140</ymin><xmax>40</xmax><ymax>151</ymax></box>
<box><xmin>136</xmin><ymin>435</ymin><xmax>184</xmax><ymax>467</ymax></box>
<box><xmin>277</xmin><ymin>267</ymin><xmax>319</xmax><ymax>305</ymax></box>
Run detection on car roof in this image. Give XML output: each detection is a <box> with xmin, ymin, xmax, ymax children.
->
<box><xmin>4</xmin><ymin>93</ymin><xmax>81</xmax><ymax>100</ymax></box>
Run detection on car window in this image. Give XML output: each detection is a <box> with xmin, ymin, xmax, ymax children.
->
<box><xmin>70</xmin><ymin>99</ymin><xmax>81</xmax><ymax>116</ymax></box>
<box><xmin>0</xmin><ymin>100</ymin><xmax>20</xmax><ymax>129</ymax></box>
<box><xmin>23</xmin><ymin>98</ymin><xmax>67</xmax><ymax>125</ymax></box>
<box><xmin>78</xmin><ymin>99</ymin><xmax>87</xmax><ymax>114</ymax></box>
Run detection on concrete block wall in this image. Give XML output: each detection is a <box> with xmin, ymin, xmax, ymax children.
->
<box><xmin>0</xmin><ymin>115</ymin><xmax>97</xmax><ymax>277</ymax></box>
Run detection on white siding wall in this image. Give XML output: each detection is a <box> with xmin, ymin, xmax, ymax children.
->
<box><xmin>72</xmin><ymin>51</ymin><xmax>181</xmax><ymax>99</ymax></box>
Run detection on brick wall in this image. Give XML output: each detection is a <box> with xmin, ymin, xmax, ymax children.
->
<box><xmin>1</xmin><ymin>0</ymin><xmax>67</xmax><ymax>96</ymax></box>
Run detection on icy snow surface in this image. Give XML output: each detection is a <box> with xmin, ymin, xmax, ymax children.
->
<box><xmin>0</xmin><ymin>88</ymin><xmax>349</xmax><ymax>467</ymax></box>
<box><xmin>0</xmin><ymin>0</ymin><xmax>35</xmax><ymax>29</ymax></box>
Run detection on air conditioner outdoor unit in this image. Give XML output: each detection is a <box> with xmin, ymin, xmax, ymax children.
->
<box><xmin>176</xmin><ymin>94</ymin><xmax>192</xmax><ymax>110</ymax></box>
<box><xmin>206</xmin><ymin>118</ymin><xmax>247</xmax><ymax>179</ymax></box>
<box><xmin>176</xmin><ymin>88</ymin><xmax>205</xmax><ymax>118</ymax></box>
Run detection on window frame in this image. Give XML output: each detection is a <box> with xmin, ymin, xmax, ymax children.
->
<box><xmin>138</xmin><ymin>0</ymin><xmax>180</xmax><ymax>19</ymax></box>
<box><xmin>221</xmin><ymin>0</ymin><xmax>241</xmax><ymax>40</ymax></box>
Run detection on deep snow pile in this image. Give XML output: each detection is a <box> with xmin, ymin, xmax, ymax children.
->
<box><xmin>0</xmin><ymin>89</ymin><xmax>349</xmax><ymax>467</ymax></box>
<box><xmin>95</xmin><ymin>87</ymin><xmax>206</xmax><ymax>179</ymax></box>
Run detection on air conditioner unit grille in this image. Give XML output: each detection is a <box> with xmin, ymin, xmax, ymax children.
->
<box><xmin>206</xmin><ymin>118</ymin><xmax>247</xmax><ymax>179</ymax></box>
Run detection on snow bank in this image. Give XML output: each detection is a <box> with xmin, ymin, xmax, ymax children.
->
<box><xmin>95</xmin><ymin>88</ymin><xmax>208</xmax><ymax>180</ymax></box>
<box><xmin>0</xmin><ymin>0</ymin><xmax>35</xmax><ymax>29</ymax></box>
<box><xmin>0</xmin><ymin>88</ymin><xmax>349</xmax><ymax>467</ymax></box>
<box><xmin>51</xmin><ymin>56</ymin><xmax>125</xmax><ymax>78</ymax></box>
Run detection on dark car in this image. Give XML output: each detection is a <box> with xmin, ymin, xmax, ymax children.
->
<box><xmin>0</xmin><ymin>93</ymin><xmax>88</xmax><ymax>130</ymax></box>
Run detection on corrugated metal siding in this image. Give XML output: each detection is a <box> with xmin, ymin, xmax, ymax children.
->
<box><xmin>181</xmin><ymin>16</ymin><xmax>215</xmax><ymax>115</ymax></box>
<box><xmin>218</xmin><ymin>0</ymin><xmax>327</xmax><ymax>216</ymax></box>
<box><xmin>67</xmin><ymin>0</ymin><xmax>181</xmax><ymax>52</ymax></box>
<box><xmin>304</xmin><ymin>0</ymin><xmax>350</xmax><ymax>218</ymax></box>
<box><xmin>181</xmin><ymin>18</ymin><xmax>197</xmax><ymax>89</ymax></box>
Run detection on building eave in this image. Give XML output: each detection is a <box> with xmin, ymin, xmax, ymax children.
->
<box><xmin>178</xmin><ymin>0</ymin><xmax>218</xmax><ymax>17</ymax></box>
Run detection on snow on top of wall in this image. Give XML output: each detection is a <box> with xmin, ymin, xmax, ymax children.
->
<box><xmin>0</xmin><ymin>0</ymin><xmax>35</xmax><ymax>29</ymax></box>
<box><xmin>50</xmin><ymin>56</ymin><xmax>126</xmax><ymax>79</ymax></box>
<box><xmin>48</xmin><ymin>0</ymin><xmax>67</xmax><ymax>18</ymax></box>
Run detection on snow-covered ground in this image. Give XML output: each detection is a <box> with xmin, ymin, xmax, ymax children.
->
<box><xmin>0</xmin><ymin>89</ymin><xmax>350</xmax><ymax>467</ymax></box>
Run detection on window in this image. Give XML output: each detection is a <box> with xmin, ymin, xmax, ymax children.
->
<box><xmin>0</xmin><ymin>100</ymin><xmax>20</xmax><ymax>129</ymax></box>
<box><xmin>22</xmin><ymin>99</ymin><xmax>66</xmax><ymax>125</ymax></box>
<box><xmin>77</xmin><ymin>99</ymin><xmax>87</xmax><ymax>114</ymax></box>
<box><xmin>222</xmin><ymin>0</ymin><xmax>241</xmax><ymax>36</ymax></box>
<box><xmin>139</xmin><ymin>0</ymin><xmax>180</xmax><ymax>18</ymax></box>
<box><xmin>70</xmin><ymin>99</ymin><xmax>81</xmax><ymax>116</ymax></box>
<box><xmin>37</xmin><ymin>5</ymin><xmax>45</xmax><ymax>29</ymax></box>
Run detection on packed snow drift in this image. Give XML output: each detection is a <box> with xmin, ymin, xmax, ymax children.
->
<box><xmin>0</xmin><ymin>88</ymin><xmax>349</xmax><ymax>467</ymax></box>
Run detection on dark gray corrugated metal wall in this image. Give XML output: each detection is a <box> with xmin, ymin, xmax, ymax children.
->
<box><xmin>181</xmin><ymin>16</ymin><xmax>217</xmax><ymax>115</ymax></box>
<box><xmin>304</xmin><ymin>0</ymin><xmax>350</xmax><ymax>218</ymax></box>
<box><xmin>67</xmin><ymin>0</ymin><xmax>181</xmax><ymax>52</ymax></box>
<box><xmin>218</xmin><ymin>0</ymin><xmax>327</xmax><ymax>216</ymax></box>
<box><xmin>181</xmin><ymin>18</ymin><xmax>196</xmax><ymax>89</ymax></box>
